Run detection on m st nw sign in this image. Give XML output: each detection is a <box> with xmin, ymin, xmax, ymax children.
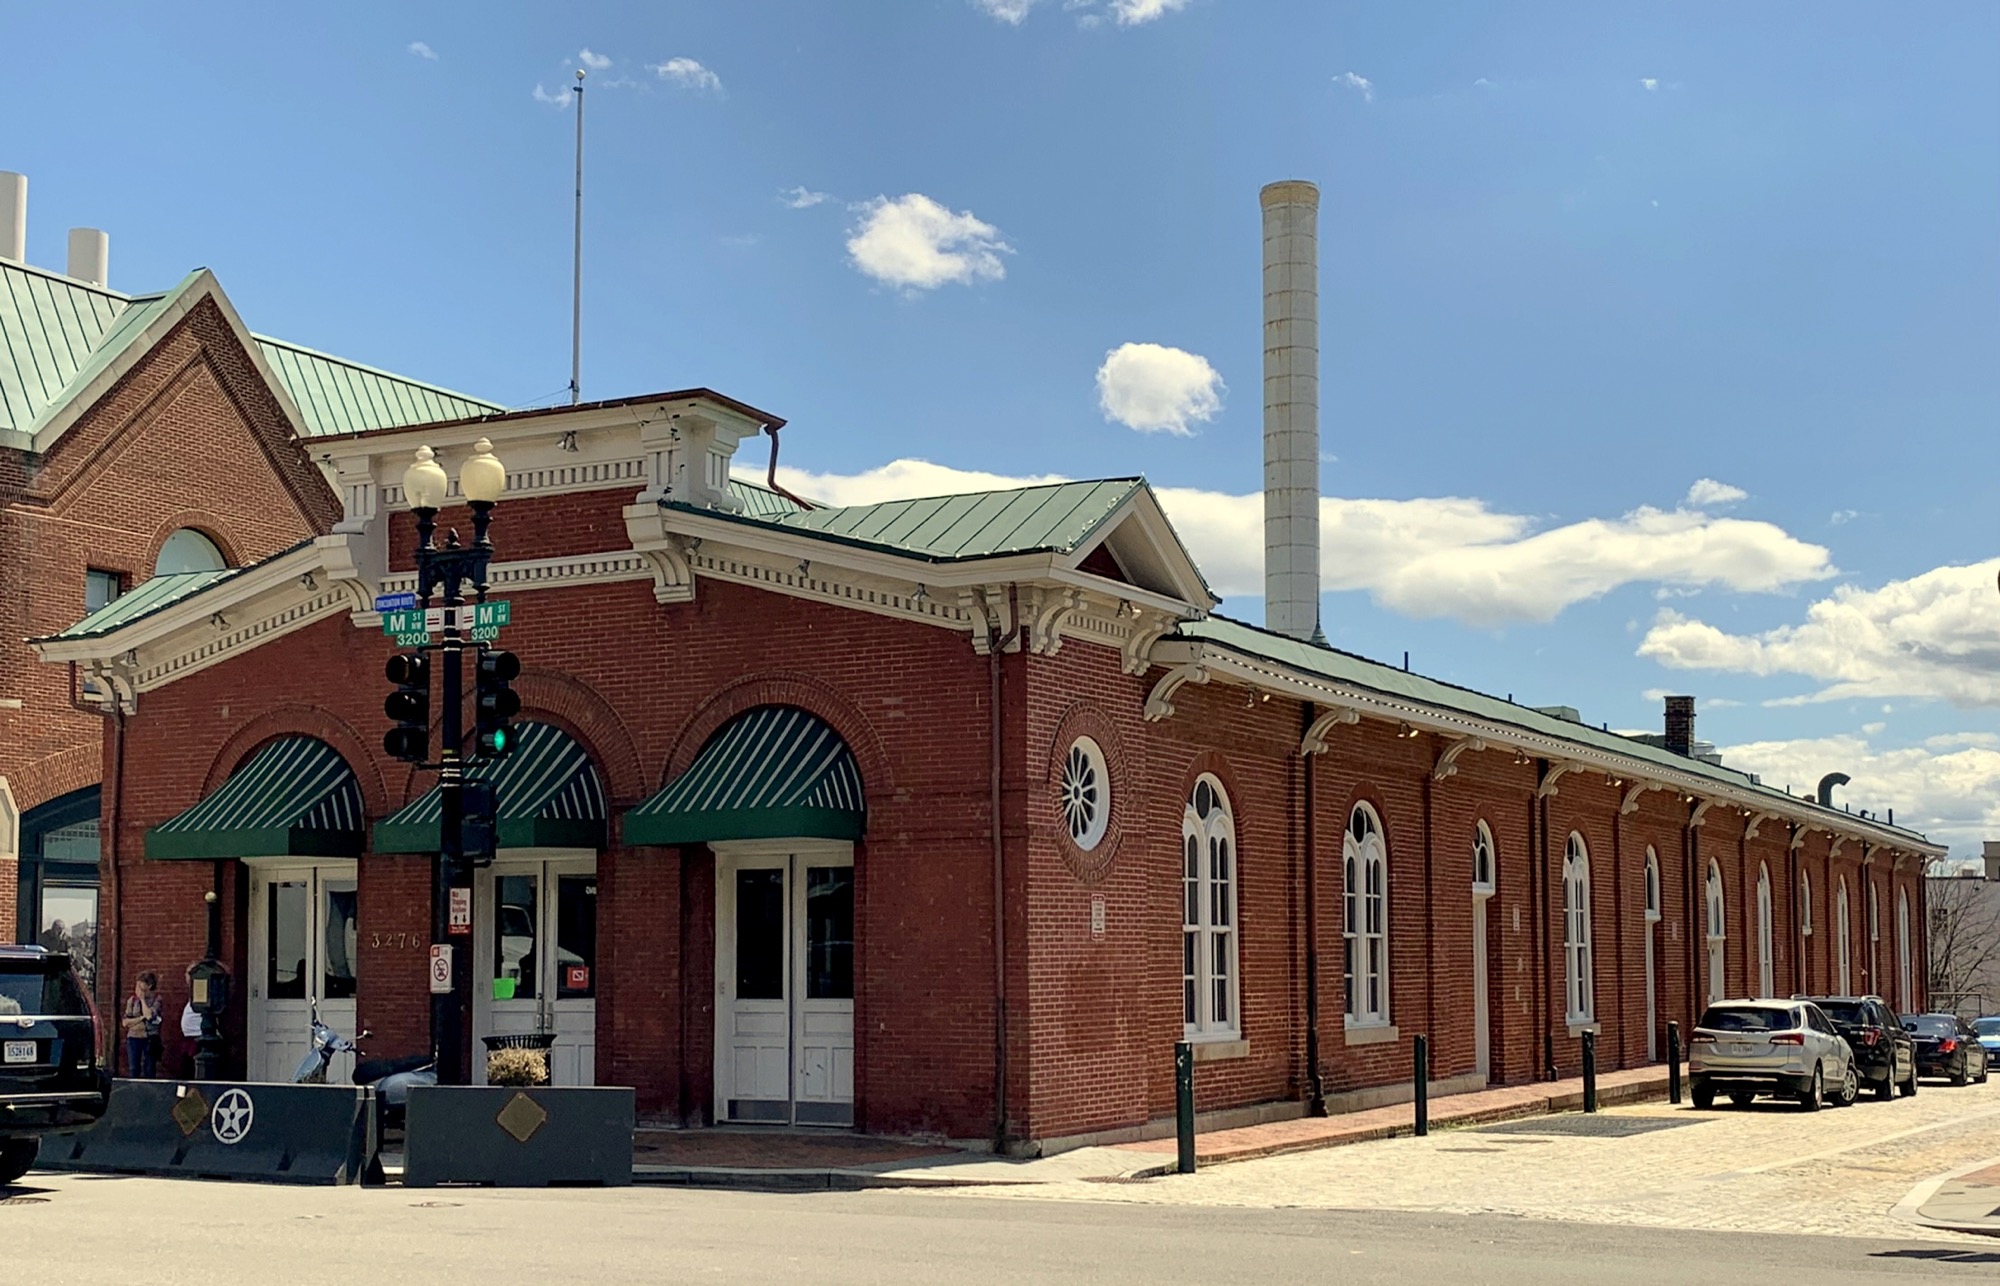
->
<box><xmin>381</xmin><ymin>600</ymin><xmax>512</xmax><ymax>647</ymax></box>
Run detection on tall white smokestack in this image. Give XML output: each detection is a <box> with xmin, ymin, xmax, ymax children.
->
<box><xmin>0</xmin><ymin>172</ymin><xmax>24</xmax><ymax>263</ymax></box>
<box><xmin>1261</xmin><ymin>180</ymin><xmax>1320</xmax><ymax>642</ymax></box>
<box><xmin>67</xmin><ymin>227</ymin><xmax>108</xmax><ymax>287</ymax></box>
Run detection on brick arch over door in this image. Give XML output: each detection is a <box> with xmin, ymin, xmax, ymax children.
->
<box><xmin>513</xmin><ymin>667</ymin><xmax>646</xmax><ymax>806</ymax></box>
<box><xmin>660</xmin><ymin>671</ymin><xmax>898</xmax><ymax>802</ymax></box>
<box><xmin>199</xmin><ymin>705</ymin><xmax>391</xmax><ymax>819</ymax></box>
<box><xmin>9</xmin><ymin>742</ymin><xmax>105</xmax><ymax>815</ymax></box>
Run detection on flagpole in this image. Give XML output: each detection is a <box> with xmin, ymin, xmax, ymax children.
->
<box><xmin>570</xmin><ymin>68</ymin><xmax>585</xmax><ymax>405</ymax></box>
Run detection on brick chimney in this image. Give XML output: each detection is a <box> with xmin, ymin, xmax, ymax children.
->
<box><xmin>1663</xmin><ymin>695</ymin><xmax>1695</xmax><ymax>757</ymax></box>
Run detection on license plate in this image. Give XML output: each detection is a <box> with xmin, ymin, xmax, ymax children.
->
<box><xmin>1729</xmin><ymin>1044</ymin><xmax>1753</xmax><ymax>1056</ymax></box>
<box><xmin>2</xmin><ymin>1040</ymin><xmax>35</xmax><ymax>1064</ymax></box>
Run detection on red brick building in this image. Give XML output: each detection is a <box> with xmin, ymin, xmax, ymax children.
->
<box><xmin>0</xmin><ymin>180</ymin><xmax>501</xmax><ymax>977</ymax></box>
<box><xmin>31</xmin><ymin>390</ymin><xmax>1940</xmax><ymax>1150</ymax></box>
<box><xmin>22</xmin><ymin>177</ymin><xmax>1940</xmax><ymax>1152</ymax></box>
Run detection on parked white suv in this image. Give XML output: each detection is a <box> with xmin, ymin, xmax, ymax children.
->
<box><xmin>1689</xmin><ymin>999</ymin><xmax>1858</xmax><ymax>1111</ymax></box>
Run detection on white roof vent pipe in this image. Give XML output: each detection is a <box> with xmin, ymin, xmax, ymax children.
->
<box><xmin>67</xmin><ymin>227</ymin><xmax>108</xmax><ymax>287</ymax></box>
<box><xmin>1261</xmin><ymin>180</ymin><xmax>1322</xmax><ymax>643</ymax></box>
<box><xmin>0</xmin><ymin>172</ymin><xmax>25</xmax><ymax>263</ymax></box>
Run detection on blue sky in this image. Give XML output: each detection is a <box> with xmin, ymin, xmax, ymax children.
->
<box><xmin>6</xmin><ymin>2</ymin><xmax>1998</xmax><ymax>852</ymax></box>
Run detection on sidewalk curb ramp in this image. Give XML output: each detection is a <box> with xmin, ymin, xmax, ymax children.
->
<box><xmin>37</xmin><ymin>1080</ymin><xmax>378</xmax><ymax>1185</ymax></box>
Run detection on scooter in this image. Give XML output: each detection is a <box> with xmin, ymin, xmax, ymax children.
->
<box><xmin>291</xmin><ymin>998</ymin><xmax>365</xmax><ymax>1084</ymax></box>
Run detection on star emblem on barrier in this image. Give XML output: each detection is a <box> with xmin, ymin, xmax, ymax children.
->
<box><xmin>210</xmin><ymin>1087</ymin><xmax>255</xmax><ymax>1145</ymax></box>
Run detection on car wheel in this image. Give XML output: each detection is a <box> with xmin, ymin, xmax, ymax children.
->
<box><xmin>1834</xmin><ymin>1063</ymin><xmax>1859</xmax><ymax>1107</ymax></box>
<box><xmin>1729</xmin><ymin>1092</ymin><xmax>1756</xmax><ymax>1108</ymax></box>
<box><xmin>1798</xmin><ymin>1064</ymin><xmax>1824</xmax><ymax>1112</ymax></box>
<box><xmin>0</xmin><ymin>1139</ymin><xmax>38</xmax><ymax>1187</ymax></box>
<box><xmin>1952</xmin><ymin>1062</ymin><xmax>1969</xmax><ymax>1087</ymax></box>
<box><xmin>1899</xmin><ymin>1064</ymin><xmax>1919</xmax><ymax>1097</ymax></box>
<box><xmin>1979</xmin><ymin>1057</ymin><xmax>1990</xmax><ymax>1085</ymax></box>
<box><xmin>1871</xmin><ymin>1072</ymin><xmax>1896</xmax><ymax>1101</ymax></box>
<box><xmin>1691</xmin><ymin>1081</ymin><xmax>1716</xmax><ymax>1111</ymax></box>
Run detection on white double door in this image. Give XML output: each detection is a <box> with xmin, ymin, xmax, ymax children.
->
<box><xmin>248</xmin><ymin>862</ymin><xmax>359</xmax><ymax>1083</ymax></box>
<box><xmin>472</xmin><ymin>852</ymin><xmax>597</xmax><ymax>1087</ymax></box>
<box><xmin>715</xmin><ymin>843</ymin><xmax>855</xmax><ymax>1127</ymax></box>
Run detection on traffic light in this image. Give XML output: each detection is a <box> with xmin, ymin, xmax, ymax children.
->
<box><xmin>383</xmin><ymin>652</ymin><xmax>431</xmax><ymax>763</ymax></box>
<box><xmin>474</xmin><ymin>648</ymin><xmax>521</xmax><ymax>760</ymax></box>
<box><xmin>462</xmin><ymin>779</ymin><xmax>498</xmax><ymax>868</ymax></box>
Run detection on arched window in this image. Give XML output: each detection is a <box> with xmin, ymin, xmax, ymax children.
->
<box><xmin>1896</xmin><ymin>889</ymin><xmax>1913</xmax><ymax>1012</ymax></box>
<box><xmin>1800</xmin><ymin>869</ymin><xmax>1812</xmax><ymax>937</ymax></box>
<box><xmin>1643</xmin><ymin>849</ymin><xmax>1661</xmax><ymax>923</ymax></box>
<box><xmin>1756</xmin><ymin>864</ymin><xmax>1774</xmax><ymax>997</ymax></box>
<box><xmin>1867</xmin><ymin>880</ymin><xmax>1881</xmax><ymax>988</ymax></box>
<box><xmin>1706</xmin><ymin>861</ymin><xmax>1726</xmax><ymax>1003</ymax></box>
<box><xmin>1563</xmin><ymin>833</ymin><xmax>1594</xmax><ymax>1023</ymax></box>
<box><xmin>1182</xmin><ymin>775</ymin><xmax>1237</xmax><ymax>1038</ymax></box>
<box><xmin>1836</xmin><ymin>878</ymin><xmax>1852</xmax><ymax>995</ymax></box>
<box><xmin>154</xmin><ymin>528</ymin><xmax>227</xmax><ymax>576</ymax></box>
<box><xmin>1343</xmin><ymin>803</ymin><xmax>1389</xmax><ymax>1026</ymax></box>
<box><xmin>1472</xmin><ymin>821</ymin><xmax>1495</xmax><ymax>895</ymax></box>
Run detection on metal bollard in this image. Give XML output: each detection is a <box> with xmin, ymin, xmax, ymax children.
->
<box><xmin>1666</xmin><ymin>1021</ymin><xmax>1682</xmax><ymax>1105</ymax></box>
<box><xmin>1175</xmin><ymin>1040</ymin><xmax>1196</xmax><ymax>1174</ymax></box>
<box><xmin>1414</xmin><ymin>1034</ymin><xmax>1429</xmax><ymax>1138</ymax></box>
<box><xmin>1582</xmin><ymin>1029</ymin><xmax>1597</xmax><ymax>1113</ymax></box>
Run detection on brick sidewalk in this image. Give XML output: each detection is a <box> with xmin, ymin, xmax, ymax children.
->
<box><xmin>1118</xmin><ymin>1066</ymin><xmax>1673</xmax><ymax>1165</ymax></box>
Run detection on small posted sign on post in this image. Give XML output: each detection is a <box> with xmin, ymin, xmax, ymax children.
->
<box><xmin>448</xmin><ymin>886</ymin><xmax>472</xmax><ymax>936</ymax></box>
<box><xmin>428</xmin><ymin>944</ymin><xmax>453</xmax><ymax>995</ymax></box>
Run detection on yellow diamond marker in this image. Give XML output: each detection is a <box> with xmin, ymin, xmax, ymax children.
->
<box><xmin>495</xmin><ymin>1091</ymin><xmax>548</xmax><ymax>1144</ymax></box>
<box><xmin>170</xmin><ymin>1088</ymin><xmax>209</xmax><ymax>1137</ymax></box>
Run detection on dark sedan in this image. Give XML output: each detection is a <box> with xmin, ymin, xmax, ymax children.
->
<box><xmin>1802</xmin><ymin>995</ymin><xmax>1917</xmax><ymax>1099</ymax></box>
<box><xmin>1903</xmin><ymin>1013</ymin><xmax>1990</xmax><ymax>1086</ymax></box>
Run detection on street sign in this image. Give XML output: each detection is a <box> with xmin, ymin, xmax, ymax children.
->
<box><xmin>381</xmin><ymin>609</ymin><xmax>427</xmax><ymax>636</ymax></box>
<box><xmin>374</xmin><ymin>591</ymin><xmax>418</xmax><ymax>613</ymax></box>
<box><xmin>428</xmin><ymin>944</ymin><xmax>453</xmax><ymax>995</ymax></box>
<box><xmin>449</xmin><ymin>886</ymin><xmax>472</xmax><ymax>936</ymax></box>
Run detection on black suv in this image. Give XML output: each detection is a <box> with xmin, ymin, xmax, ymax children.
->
<box><xmin>0</xmin><ymin>946</ymin><xmax>111</xmax><ymax>1184</ymax></box>
<box><xmin>1903</xmin><ymin>1012</ymin><xmax>1991</xmax><ymax>1086</ymax></box>
<box><xmin>1800</xmin><ymin>995</ymin><xmax>1918</xmax><ymax>1100</ymax></box>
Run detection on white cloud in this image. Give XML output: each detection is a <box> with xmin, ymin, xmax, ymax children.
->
<box><xmin>1474</xmin><ymin>77</ymin><xmax>1493</xmax><ymax>88</ymax></box>
<box><xmin>1685</xmin><ymin>478</ymin><xmax>1747</xmax><ymax>508</ymax></box>
<box><xmin>1830</xmin><ymin>509</ymin><xmax>1860</xmax><ymax>525</ymax></box>
<box><xmin>973</xmin><ymin>0</ymin><xmax>1037</xmax><ymax>22</ymax></box>
<box><xmin>1095</xmin><ymin>343</ymin><xmax>1224</xmax><ymax>436</ymax></box>
<box><xmin>1640</xmin><ymin>77</ymin><xmax>1660</xmax><ymax>91</ymax></box>
<box><xmin>781</xmin><ymin>186</ymin><xmax>830</xmax><ymax>209</ymax></box>
<box><xmin>579</xmin><ymin>48</ymin><xmax>613</xmax><ymax>71</ymax></box>
<box><xmin>408</xmin><ymin>41</ymin><xmax>438</xmax><ymax>61</ymax></box>
<box><xmin>846</xmin><ymin>194</ymin><xmax>1011</xmax><ymax>292</ymax></box>
<box><xmin>1108</xmin><ymin>0</ymin><xmax>1190</xmax><ymax>23</ymax></box>
<box><xmin>1639</xmin><ymin>558</ymin><xmax>2000</xmax><ymax>707</ymax></box>
<box><xmin>1720</xmin><ymin>731</ymin><xmax>2000</xmax><ymax>859</ymax></box>
<box><xmin>651</xmin><ymin>57</ymin><xmax>722</xmax><ymax>93</ymax></box>
<box><xmin>1336</xmin><ymin>71</ymin><xmax>1375</xmax><ymax>103</ymax></box>
<box><xmin>759</xmin><ymin>458</ymin><xmax>1834</xmax><ymax>626</ymax></box>
<box><xmin>532</xmin><ymin>84</ymin><xmax>571</xmax><ymax>109</ymax></box>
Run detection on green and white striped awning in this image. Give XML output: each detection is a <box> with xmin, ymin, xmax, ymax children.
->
<box><xmin>372</xmin><ymin>722</ymin><xmax>606</xmax><ymax>853</ymax></box>
<box><xmin>146</xmin><ymin>737</ymin><xmax>365</xmax><ymax>860</ymax></box>
<box><xmin>623</xmin><ymin>706</ymin><xmax>865</xmax><ymax>846</ymax></box>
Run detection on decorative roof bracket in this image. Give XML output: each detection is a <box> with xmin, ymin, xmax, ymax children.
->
<box><xmin>1620</xmin><ymin>780</ymin><xmax>1658</xmax><ymax>816</ymax></box>
<box><xmin>1432</xmin><ymin>736</ymin><xmax>1486</xmax><ymax>782</ymax></box>
<box><xmin>1300</xmin><ymin>706</ymin><xmax>1360</xmax><ymax>756</ymax></box>
<box><xmin>1537</xmin><ymin>760</ymin><xmax>1579</xmax><ymax>799</ymax></box>
<box><xmin>1145</xmin><ymin>662</ymin><xmax>1209</xmax><ymax>722</ymax></box>
<box><xmin>1028</xmin><ymin>586</ymin><xmax>1082</xmax><ymax>657</ymax></box>
<box><xmin>1744</xmin><ymin>810</ymin><xmax>1778</xmax><ymax>841</ymax></box>
<box><xmin>1689</xmin><ymin>798</ymin><xmax>1716</xmax><ymax>828</ymax></box>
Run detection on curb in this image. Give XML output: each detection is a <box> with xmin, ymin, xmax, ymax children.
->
<box><xmin>1890</xmin><ymin>1154</ymin><xmax>2000</xmax><ymax>1240</ymax></box>
<box><xmin>632</xmin><ymin>1165</ymin><xmax>1030</xmax><ymax>1191</ymax></box>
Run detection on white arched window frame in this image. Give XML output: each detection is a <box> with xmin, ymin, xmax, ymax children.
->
<box><xmin>1897</xmin><ymin>889</ymin><xmax>1913</xmax><ymax>1012</ymax></box>
<box><xmin>1756</xmin><ymin>864</ymin><xmax>1774</xmax><ymax>997</ymax></box>
<box><xmin>1836</xmin><ymin>878</ymin><xmax>1852</xmax><ymax>995</ymax></box>
<box><xmin>1705</xmin><ymin>861</ymin><xmax>1727</xmax><ymax>1003</ymax></box>
<box><xmin>153</xmin><ymin>527</ymin><xmax>227</xmax><ymax>576</ymax></box>
<box><xmin>1563</xmin><ymin>833</ymin><xmax>1594</xmax><ymax>1024</ymax></box>
<box><xmin>1643</xmin><ymin>849</ymin><xmax>1661</xmax><ymax>922</ymax></box>
<box><xmin>1343</xmin><ymin>803</ymin><xmax>1389</xmax><ymax>1027</ymax></box>
<box><xmin>1472</xmin><ymin>821</ymin><xmax>1495</xmax><ymax>895</ymax></box>
<box><xmin>1800</xmin><ymin>869</ymin><xmax>1812</xmax><ymax>937</ymax></box>
<box><xmin>1182</xmin><ymin>775</ymin><xmax>1238</xmax><ymax>1039</ymax></box>
<box><xmin>1867</xmin><ymin>880</ymin><xmax>1881</xmax><ymax>989</ymax></box>
<box><xmin>0</xmin><ymin>777</ymin><xmax>17</xmax><ymax>864</ymax></box>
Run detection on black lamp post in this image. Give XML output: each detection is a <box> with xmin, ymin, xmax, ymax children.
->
<box><xmin>402</xmin><ymin>439</ymin><xmax>507</xmax><ymax>1086</ymax></box>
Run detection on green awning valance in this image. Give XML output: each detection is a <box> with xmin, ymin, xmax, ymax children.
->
<box><xmin>146</xmin><ymin>737</ymin><xmax>364</xmax><ymax>861</ymax></box>
<box><xmin>372</xmin><ymin>722</ymin><xmax>605</xmax><ymax>854</ymax></box>
<box><xmin>623</xmin><ymin>706</ymin><xmax>865</xmax><ymax>847</ymax></box>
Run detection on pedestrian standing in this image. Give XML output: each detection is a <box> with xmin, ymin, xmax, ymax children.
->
<box><xmin>122</xmin><ymin>971</ymin><xmax>162</xmax><ymax>1078</ymax></box>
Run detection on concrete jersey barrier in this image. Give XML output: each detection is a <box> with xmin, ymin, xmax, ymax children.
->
<box><xmin>38</xmin><ymin>1079</ymin><xmax>379</xmax><ymax>1185</ymax></box>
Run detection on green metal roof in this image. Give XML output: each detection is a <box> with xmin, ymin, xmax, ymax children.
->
<box><xmin>255</xmin><ymin>336</ymin><xmax>502</xmax><ymax>439</ymax></box>
<box><xmin>1177</xmin><ymin>615</ymin><xmax>1935</xmax><ymax>840</ymax></box>
<box><xmin>728</xmin><ymin>477</ymin><xmax>810</xmax><ymax>518</ymax></box>
<box><xmin>624</xmin><ymin>705</ymin><xmax>865</xmax><ymax>846</ymax></box>
<box><xmin>146</xmin><ymin>736</ymin><xmax>365</xmax><ymax>860</ymax></box>
<box><xmin>53</xmin><ymin>567</ymin><xmax>243</xmax><ymax>639</ymax></box>
<box><xmin>373</xmin><ymin>722</ymin><xmax>606</xmax><ymax>853</ymax></box>
<box><xmin>0</xmin><ymin>258</ymin><xmax>504</xmax><ymax>446</ymax></box>
<box><xmin>721</xmin><ymin>478</ymin><xmax>1142</xmax><ymax>564</ymax></box>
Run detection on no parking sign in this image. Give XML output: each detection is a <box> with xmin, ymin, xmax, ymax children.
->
<box><xmin>429</xmin><ymin>944</ymin><xmax>453</xmax><ymax>994</ymax></box>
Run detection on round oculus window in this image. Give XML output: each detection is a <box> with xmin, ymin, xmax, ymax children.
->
<box><xmin>1060</xmin><ymin>736</ymin><xmax>1110</xmax><ymax>852</ymax></box>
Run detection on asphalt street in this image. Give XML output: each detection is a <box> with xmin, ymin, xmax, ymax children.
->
<box><xmin>4</xmin><ymin>1176</ymin><xmax>1998</xmax><ymax>1285</ymax></box>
